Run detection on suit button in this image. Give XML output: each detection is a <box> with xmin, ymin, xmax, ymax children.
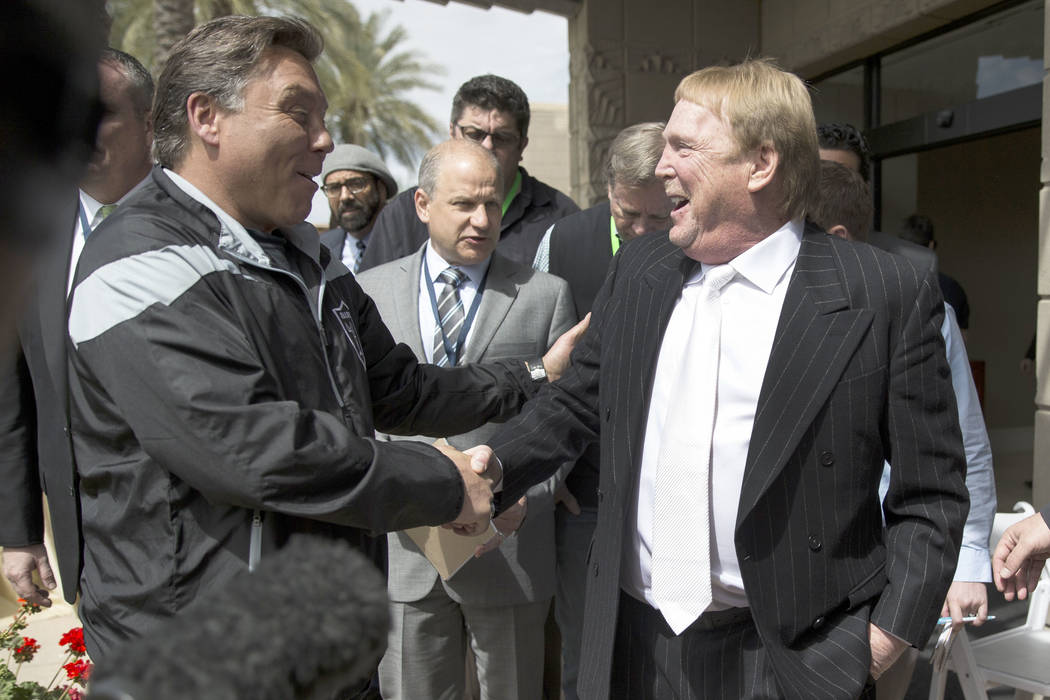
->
<box><xmin>593</xmin><ymin>561</ymin><xmax>599</xmax><ymax>577</ymax></box>
<box><xmin>820</xmin><ymin>450</ymin><xmax>834</xmax><ymax>467</ymax></box>
<box><xmin>812</xmin><ymin>616</ymin><xmax>826</xmax><ymax>630</ymax></box>
<box><xmin>808</xmin><ymin>536</ymin><xmax>822</xmax><ymax>552</ymax></box>
<box><xmin>597</xmin><ymin>489</ymin><xmax>604</xmax><ymax>503</ymax></box>
<box><xmin>740</xmin><ymin>550</ymin><xmax>752</xmax><ymax>561</ymax></box>
<box><xmin>68</xmin><ymin>487</ymin><xmax>75</xmax><ymax>497</ymax></box>
<box><xmin>605</xmin><ymin>408</ymin><xmax>611</xmax><ymax>422</ymax></box>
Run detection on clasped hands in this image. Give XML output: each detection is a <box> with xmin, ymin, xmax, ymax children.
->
<box><xmin>434</xmin><ymin>442</ymin><xmax>521</xmax><ymax>555</ymax></box>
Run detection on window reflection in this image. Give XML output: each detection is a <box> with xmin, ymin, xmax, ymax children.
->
<box><xmin>880</xmin><ymin>0</ymin><xmax>1043</xmax><ymax>124</ymax></box>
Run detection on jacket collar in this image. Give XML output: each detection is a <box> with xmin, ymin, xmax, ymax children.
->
<box><xmin>158</xmin><ymin>166</ymin><xmax>322</xmax><ymax>268</ymax></box>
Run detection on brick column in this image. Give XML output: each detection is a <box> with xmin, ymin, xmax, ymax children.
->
<box><xmin>566</xmin><ymin>0</ymin><xmax>759</xmax><ymax>206</ymax></box>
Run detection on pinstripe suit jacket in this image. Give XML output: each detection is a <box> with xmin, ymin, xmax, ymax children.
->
<box><xmin>491</xmin><ymin>227</ymin><xmax>969</xmax><ymax>699</ymax></box>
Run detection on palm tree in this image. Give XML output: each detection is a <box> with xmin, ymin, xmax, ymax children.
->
<box><xmin>320</xmin><ymin>9</ymin><xmax>444</xmax><ymax>170</ymax></box>
<box><xmin>106</xmin><ymin>0</ymin><xmax>444</xmax><ymax>169</ymax></box>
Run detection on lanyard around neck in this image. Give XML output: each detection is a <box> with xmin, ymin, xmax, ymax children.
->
<box><xmin>609</xmin><ymin>215</ymin><xmax>620</xmax><ymax>255</ymax></box>
<box><xmin>423</xmin><ymin>251</ymin><xmax>488</xmax><ymax>367</ymax></box>
<box><xmin>501</xmin><ymin>170</ymin><xmax>522</xmax><ymax>216</ymax></box>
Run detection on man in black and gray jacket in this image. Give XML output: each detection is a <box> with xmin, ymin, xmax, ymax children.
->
<box><xmin>358</xmin><ymin>74</ymin><xmax>579</xmax><ymax>271</ymax></box>
<box><xmin>65</xmin><ymin>16</ymin><xmax>578</xmax><ymax>661</ymax></box>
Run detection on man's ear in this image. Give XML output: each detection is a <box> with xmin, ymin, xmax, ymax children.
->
<box><xmin>827</xmin><ymin>224</ymin><xmax>851</xmax><ymax>241</ymax></box>
<box><xmin>517</xmin><ymin>135</ymin><xmax>529</xmax><ymax>163</ymax></box>
<box><xmin>448</xmin><ymin>122</ymin><xmax>456</xmax><ymax>139</ymax></box>
<box><xmin>414</xmin><ymin>188</ymin><xmax>431</xmax><ymax>224</ymax></box>
<box><xmin>746</xmin><ymin>142</ymin><xmax>778</xmax><ymax>194</ymax></box>
<box><xmin>376</xmin><ymin>180</ymin><xmax>388</xmax><ymax>202</ymax></box>
<box><xmin>186</xmin><ymin>92</ymin><xmax>222</xmax><ymax>148</ymax></box>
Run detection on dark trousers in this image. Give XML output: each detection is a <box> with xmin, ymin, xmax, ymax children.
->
<box><xmin>611</xmin><ymin>592</ymin><xmax>875</xmax><ymax>700</ymax></box>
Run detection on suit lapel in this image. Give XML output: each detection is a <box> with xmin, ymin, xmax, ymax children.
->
<box><xmin>461</xmin><ymin>254</ymin><xmax>516</xmax><ymax>364</ymax></box>
<box><xmin>736</xmin><ymin>233</ymin><xmax>874</xmax><ymax>524</ymax></box>
<box><xmin>38</xmin><ymin>207</ymin><xmax>79</xmax><ymax>398</ymax></box>
<box><xmin>393</xmin><ymin>248</ymin><xmax>426</xmax><ymax>358</ymax></box>
<box><xmin>618</xmin><ymin>245</ymin><xmax>698</xmax><ymax>488</ymax></box>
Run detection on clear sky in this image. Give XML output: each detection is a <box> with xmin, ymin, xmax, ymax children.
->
<box><xmin>309</xmin><ymin>0</ymin><xmax>570</xmax><ymax>225</ymax></box>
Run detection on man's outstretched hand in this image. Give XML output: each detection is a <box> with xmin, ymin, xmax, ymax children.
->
<box><xmin>542</xmin><ymin>313</ymin><xmax>589</xmax><ymax>382</ymax></box>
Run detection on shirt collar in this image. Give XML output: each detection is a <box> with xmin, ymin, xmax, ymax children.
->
<box><xmin>79</xmin><ymin>190</ymin><xmax>103</xmax><ymax>223</ymax></box>
<box><xmin>163</xmin><ymin>167</ymin><xmax>271</xmax><ymax>266</ymax></box>
<box><xmin>689</xmin><ymin>218</ymin><xmax>804</xmax><ymax>293</ymax></box>
<box><xmin>425</xmin><ymin>241</ymin><xmax>491</xmax><ymax>287</ymax></box>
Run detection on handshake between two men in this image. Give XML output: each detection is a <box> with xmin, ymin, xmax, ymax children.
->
<box><xmin>435</xmin><ymin>313</ymin><xmax>590</xmax><ymax>551</ymax></box>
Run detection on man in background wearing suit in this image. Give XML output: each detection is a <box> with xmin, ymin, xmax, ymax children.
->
<box><xmin>358</xmin><ymin>139</ymin><xmax>575</xmax><ymax>700</ymax></box>
<box><xmin>532</xmin><ymin>120</ymin><xmax>670</xmax><ymax>700</ymax></box>
<box><xmin>0</xmin><ymin>47</ymin><xmax>153</xmax><ymax>607</ymax></box>
<box><xmin>319</xmin><ymin>143</ymin><xmax>397</xmax><ymax>274</ymax></box>
<box><xmin>469</xmin><ymin>59</ymin><xmax>969</xmax><ymax>699</ymax></box>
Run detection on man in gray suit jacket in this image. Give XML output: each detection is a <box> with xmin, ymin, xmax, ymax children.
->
<box><xmin>467</xmin><ymin>60</ymin><xmax>969</xmax><ymax>699</ymax></box>
<box><xmin>357</xmin><ymin>139</ymin><xmax>576</xmax><ymax>700</ymax></box>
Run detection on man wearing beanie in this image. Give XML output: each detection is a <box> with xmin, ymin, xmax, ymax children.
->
<box><xmin>320</xmin><ymin>144</ymin><xmax>397</xmax><ymax>273</ymax></box>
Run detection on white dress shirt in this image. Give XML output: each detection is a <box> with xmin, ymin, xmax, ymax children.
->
<box><xmin>624</xmin><ymin>219</ymin><xmax>803</xmax><ymax>611</ymax></box>
<box><xmin>68</xmin><ymin>191</ymin><xmax>104</xmax><ymax>295</ymax></box>
<box><xmin>339</xmin><ymin>230</ymin><xmax>371</xmax><ymax>271</ymax></box>
<box><xmin>417</xmin><ymin>243</ymin><xmax>491</xmax><ymax>364</ymax></box>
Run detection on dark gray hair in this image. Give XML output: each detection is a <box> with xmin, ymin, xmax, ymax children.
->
<box><xmin>152</xmin><ymin>15</ymin><xmax>323</xmax><ymax>168</ymax></box>
<box><xmin>605</xmin><ymin>121</ymin><xmax>665</xmax><ymax>189</ymax></box>
<box><xmin>417</xmin><ymin>140</ymin><xmax>501</xmax><ymax>197</ymax></box>
<box><xmin>100</xmin><ymin>48</ymin><xmax>154</xmax><ymax>119</ymax></box>
<box><xmin>450</xmin><ymin>74</ymin><xmax>530</xmax><ymax>139</ymax></box>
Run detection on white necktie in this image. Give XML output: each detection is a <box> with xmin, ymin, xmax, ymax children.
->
<box><xmin>650</xmin><ymin>264</ymin><xmax>736</xmax><ymax>634</ymax></box>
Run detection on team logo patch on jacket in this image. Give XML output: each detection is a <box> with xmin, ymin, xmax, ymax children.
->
<box><xmin>331</xmin><ymin>300</ymin><xmax>366</xmax><ymax>368</ymax></box>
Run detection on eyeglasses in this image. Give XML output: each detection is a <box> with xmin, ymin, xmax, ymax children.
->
<box><xmin>455</xmin><ymin>123</ymin><xmax>520</xmax><ymax>149</ymax></box>
<box><xmin>321</xmin><ymin>177</ymin><xmax>373</xmax><ymax>196</ymax></box>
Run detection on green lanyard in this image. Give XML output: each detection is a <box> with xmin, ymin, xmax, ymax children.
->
<box><xmin>609</xmin><ymin>216</ymin><xmax>620</xmax><ymax>255</ymax></box>
<box><xmin>501</xmin><ymin>170</ymin><xmax>522</xmax><ymax>216</ymax></box>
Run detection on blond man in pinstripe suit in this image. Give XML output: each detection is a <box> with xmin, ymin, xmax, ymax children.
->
<box><xmin>466</xmin><ymin>58</ymin><xmax>969</xmax><ymax>699</ymax></box>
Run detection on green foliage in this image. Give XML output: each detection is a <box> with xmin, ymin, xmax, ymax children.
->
<box><xmin>0</xmin><ymin>667</ymin><xmax>69</xmax><ymax>700</ymax></box>
<box><xmin>106</xmin><ymin>0</ymin><xmax>444</xmax><ymax>171</ymax></box>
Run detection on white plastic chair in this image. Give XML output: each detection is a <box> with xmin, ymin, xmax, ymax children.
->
<box><xmin>928</xmin><ymin>502</ymin><xmax>1050</xmax><ymax>700</ymax></box>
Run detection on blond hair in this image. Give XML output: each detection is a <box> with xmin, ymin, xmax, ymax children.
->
<box><xmin>674</xmin><ymin>58</ymin><xmax>819</xmax><ymax>221</ymax></box>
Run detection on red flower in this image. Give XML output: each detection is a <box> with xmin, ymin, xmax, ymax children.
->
<box><xmin>59</xmin><ymin>627</ymin><xmax>87</xmax><ymax>655</ymax></box>
<box><xmin>13</xmin><ymin>636</ymin><xmax>40</xmax><ymax>662</ymax></box>
<box><xmin>16</xmin><ymin>598</ymin><xmax>41</xmax><ymax>615</ymax></box>
<box><xmin>63</xmin><ymin>658</ymin><xmax>92</xmax><ymax>684</ymax></box>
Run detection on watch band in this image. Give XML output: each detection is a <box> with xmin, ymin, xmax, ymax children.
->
<box><xmin>525</xmin><ymin>358</ymin><xmax>546</xmax><ymax>382</ymax></box>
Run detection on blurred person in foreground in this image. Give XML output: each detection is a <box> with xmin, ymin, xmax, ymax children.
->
<box><xmin>0</xmin><ymin>47</ymin><xmax>153</xmax><ymax>608</ymax></box>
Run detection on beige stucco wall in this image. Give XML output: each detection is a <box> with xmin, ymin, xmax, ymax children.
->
<box><xmin>567</xmin><ymin>0</ymin><xmax>760</xmax><ymax>205</ymax></box>
<box><xmin>762</xmin><ymin>0</ymin><xmax>1001</xmax><ymax>77</ymax></box>
<box><xmin>521</xmin><ymin>103</ymin><xmax>573</xmax><ymax>201</ymax></box>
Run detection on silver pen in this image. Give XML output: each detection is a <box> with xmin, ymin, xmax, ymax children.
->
<box><xmin>936</xmin><ymin>615</ymin><xmax>996</xmax><ymax>624</ymax></box>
